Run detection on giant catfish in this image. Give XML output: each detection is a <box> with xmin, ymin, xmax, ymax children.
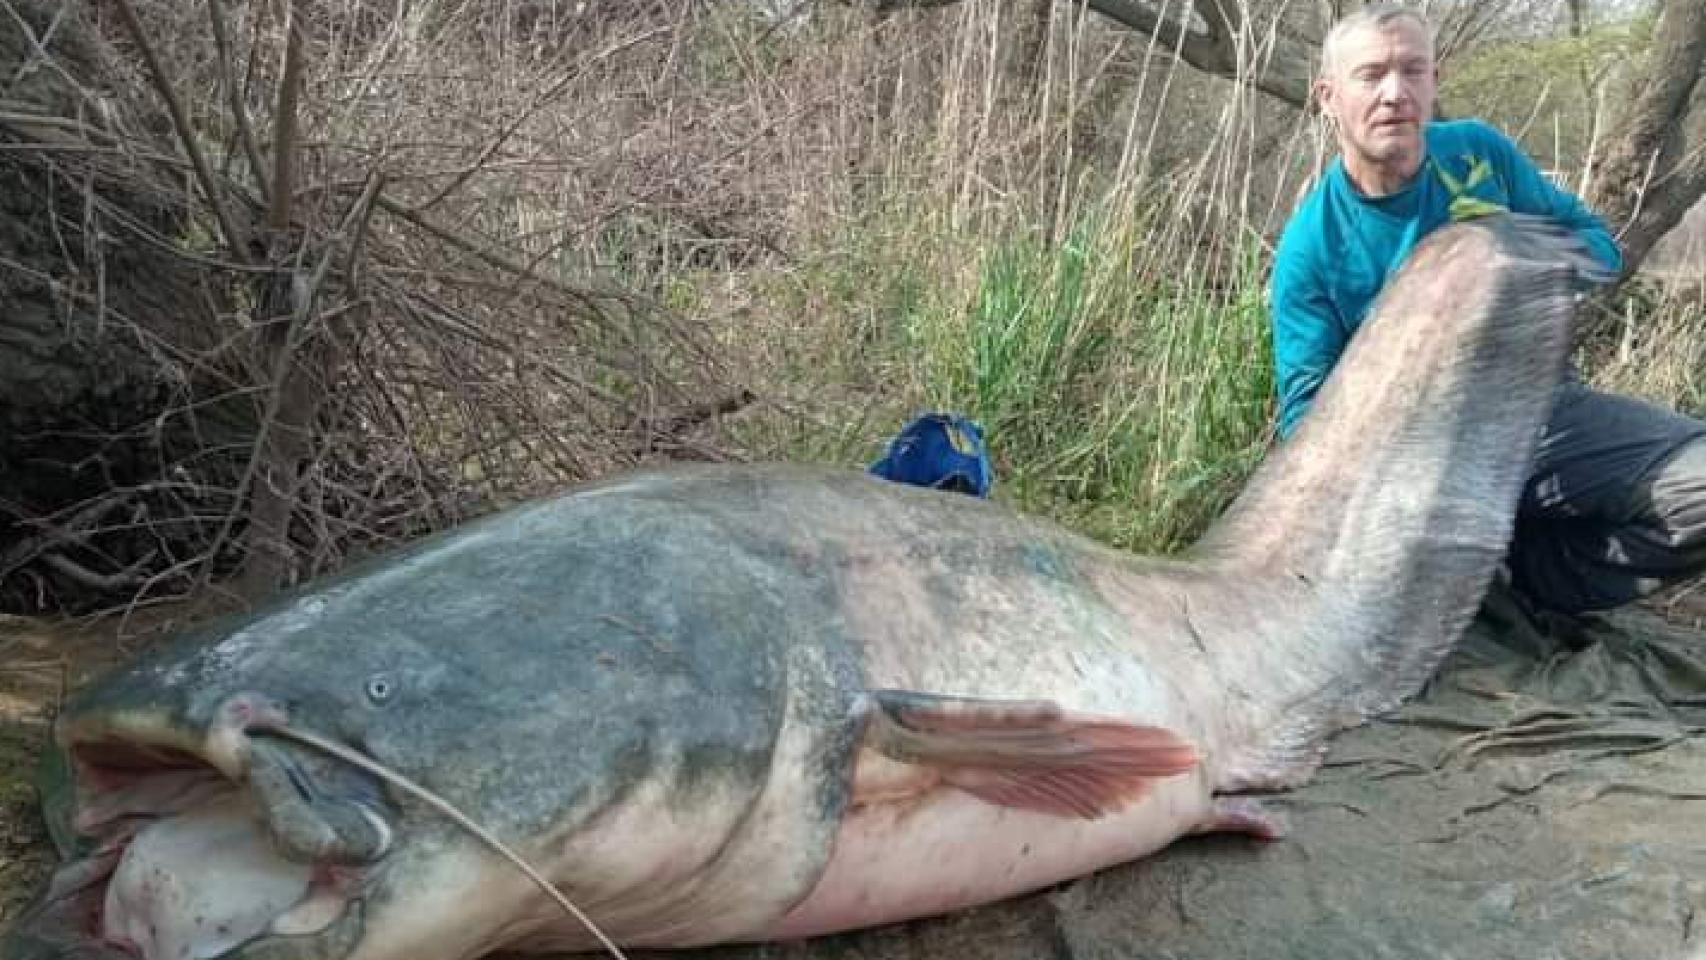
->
<box><xmin>2</xmin><ymin>213</ymin><xmax>1611</xmax><ymax>960</ymax></box>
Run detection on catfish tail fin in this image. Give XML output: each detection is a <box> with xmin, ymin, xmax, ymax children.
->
<box><xmin>1196</xmin><ymin>214</ymin><xmax>1613</xmax><ymax>762</ymax></box>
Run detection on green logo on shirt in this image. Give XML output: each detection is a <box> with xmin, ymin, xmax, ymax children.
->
<box><xmin>1434</xmin><ymin>155</ymin><xmax>1508</xmax><ymax>222</ymax></box>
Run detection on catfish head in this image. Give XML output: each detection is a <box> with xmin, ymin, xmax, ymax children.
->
<box><xmin>4</xmin><ymin>486</ymin><xmax>861</xmax><ymax>960</ymax></box>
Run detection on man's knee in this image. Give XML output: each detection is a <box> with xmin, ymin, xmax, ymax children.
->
<box><xmin>1643</xmin><ymin>436</ymin><xmax>1706</xmax><ymax>549</ymax></box>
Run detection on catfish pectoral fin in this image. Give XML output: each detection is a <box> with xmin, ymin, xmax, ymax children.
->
<box><xmin>858</xmin><ymin>689</ymin><xmax>1199</xmax><ymax>819</ymax></box>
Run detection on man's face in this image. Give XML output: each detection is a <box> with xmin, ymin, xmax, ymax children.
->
<box><xmin>1318</xmin><ymin>20</ymin><xmax>1438</xmax><ymax>176</ymax></box>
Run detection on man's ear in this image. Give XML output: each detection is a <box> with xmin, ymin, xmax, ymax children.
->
<box><xmin>1313</xmin><ymin>77</ymin><xmax>1335</xmax><ymax>119</ymax></box>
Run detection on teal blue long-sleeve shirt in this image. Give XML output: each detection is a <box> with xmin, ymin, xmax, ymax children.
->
<box><xmin>1269</xmin><ymin>119</ymin><xmax>1623</xmax><ymax>439</ymax></box>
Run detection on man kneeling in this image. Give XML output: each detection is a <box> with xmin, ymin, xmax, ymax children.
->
<box><xmin>1269</xmin><ymin>4</ymin><xmax>1706</xmax><ymax>615</ymax></box>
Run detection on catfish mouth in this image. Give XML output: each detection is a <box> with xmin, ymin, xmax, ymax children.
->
<box><xmin>14</xmin><ymin>724</ymin><xmax>390</xmax><ymax>960</ymax></box>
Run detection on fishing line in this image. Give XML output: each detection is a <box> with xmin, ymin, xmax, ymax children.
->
<box><xmin>256</xmin><ymin>721</ymin><xmax>630</xmax><ymax>960</ymax></box>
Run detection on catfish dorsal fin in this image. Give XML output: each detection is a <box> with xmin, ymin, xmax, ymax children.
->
<box><xmin>858</xmin><ymin>690</ymin><xmax>1198</xmax><ymax>820</ymax></box>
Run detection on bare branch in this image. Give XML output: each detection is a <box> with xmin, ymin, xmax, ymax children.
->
<box><xmin>208</xmin><ymin>0</ymin><xmax>271</xmax><ymax>206</ymax></box>
<box><xmin>631</xmin><ymin>389</ymin><xmax>757</xmax><ymax>457</ymax></box>
<box><xmin>0</xmin><ymin>491</ymin><xmax>137</xmax><ymax>575</ymax></box>
<box><xmin>413</xmin><ymin>26</ymin><xmax>671</xmax><ymax>214</ymax></box>
<box><xmin>268</xmin><ymin>0</ymin><xmax>307</xmax><ymax>232</ymax></box>
<box><xmin>343</xmin><ymin>169</ymin><xmax>384</xmax><ymax>287</ymax></box>
<box><xmin>1</xmin><ymin>0</ymin><xmax>92</xmax><ymax>102</ymax></box>
<box><xmin>43</xmin><ymin>549</ymin><xmax>158</xmax><ymax>591</ymax></box>
<box><xmin>372</xmin><ymin>194</ymin><xmax>637</xmax><ymax>323</ymax></box>
<box><xmin>109</xmin><ymin>0</ymin><xmax>251</xmax><ymax>261</ymax></box>
<box><xmin>1109</xmin><ymin>0</ymin><xmax>1316</xmax><ymax>107</ymax></box>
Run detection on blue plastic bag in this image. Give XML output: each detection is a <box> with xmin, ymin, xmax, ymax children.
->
<box><xmin>868</xmin><ymin>412</ymin><xmax>993</xmax><ymax>498</ymax></box>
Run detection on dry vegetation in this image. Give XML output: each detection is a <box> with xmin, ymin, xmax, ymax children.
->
<box><xmin>0</xmin><ymin>0</ymin><xmax>1701</xmax><ymax>623</ymax></box>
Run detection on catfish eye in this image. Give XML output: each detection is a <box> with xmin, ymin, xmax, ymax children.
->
<box><xmin>364</xmin><ymin>674</ymin><xmax>396</xmax><ymax>704</ymax></box>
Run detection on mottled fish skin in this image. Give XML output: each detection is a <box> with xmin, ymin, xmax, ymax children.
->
<box><xmin>1</xmin><ymin>214</ymin><xmax>1610</xmax><ymax>960</ymax></box>
<box><xmin>47</xmin><ymin>473</ymin><xmax>872</xmax><ymax>956</ymax></box>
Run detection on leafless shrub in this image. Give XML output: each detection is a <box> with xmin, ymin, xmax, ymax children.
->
<box><xmin>1</xmin><ymin>0</ymin><xmax>760</xmax><ymax>618</ymax></box>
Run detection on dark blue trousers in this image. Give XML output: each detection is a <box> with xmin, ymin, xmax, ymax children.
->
<box><xmin>1507</xmin><ymin>380</ymin><xmax>1706</xmax><ymax>613</ymax></box>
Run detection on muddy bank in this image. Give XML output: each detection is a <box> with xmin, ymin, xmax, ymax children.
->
<box><xmin>0</xmin><ymin>722</ymin><xmax>49</xmax><ymax>927</ymax></box>
<box><xmin>0</xmin><ymin>612</ymin><xmax>153</xmax><ymax>929</ymax></box>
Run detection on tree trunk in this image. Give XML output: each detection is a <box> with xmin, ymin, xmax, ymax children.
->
<box><xmin>1586</xmin><ymin>0</ymin><xmax>1706</xmax><ymax>277</ymax></box>
<box><xmin>868</xmin><ymin>0</ymin><xmax>1317</xmax><ymax>108</ymax></box>
<box><xmin>1564</xmin><ymin>0</ymin><xmax>1586</xmax><ymax>38</ymax></box>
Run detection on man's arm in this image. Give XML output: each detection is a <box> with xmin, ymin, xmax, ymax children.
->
<box><xmin>1270</xmin><ymin>235</ymin><xmax>1345</xmax><ymax>440</ymax></box>
<box><xmin>1484</xmin><ymin>123</ymin><xmax>1625</xmax><ymax>274</ymax></box>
